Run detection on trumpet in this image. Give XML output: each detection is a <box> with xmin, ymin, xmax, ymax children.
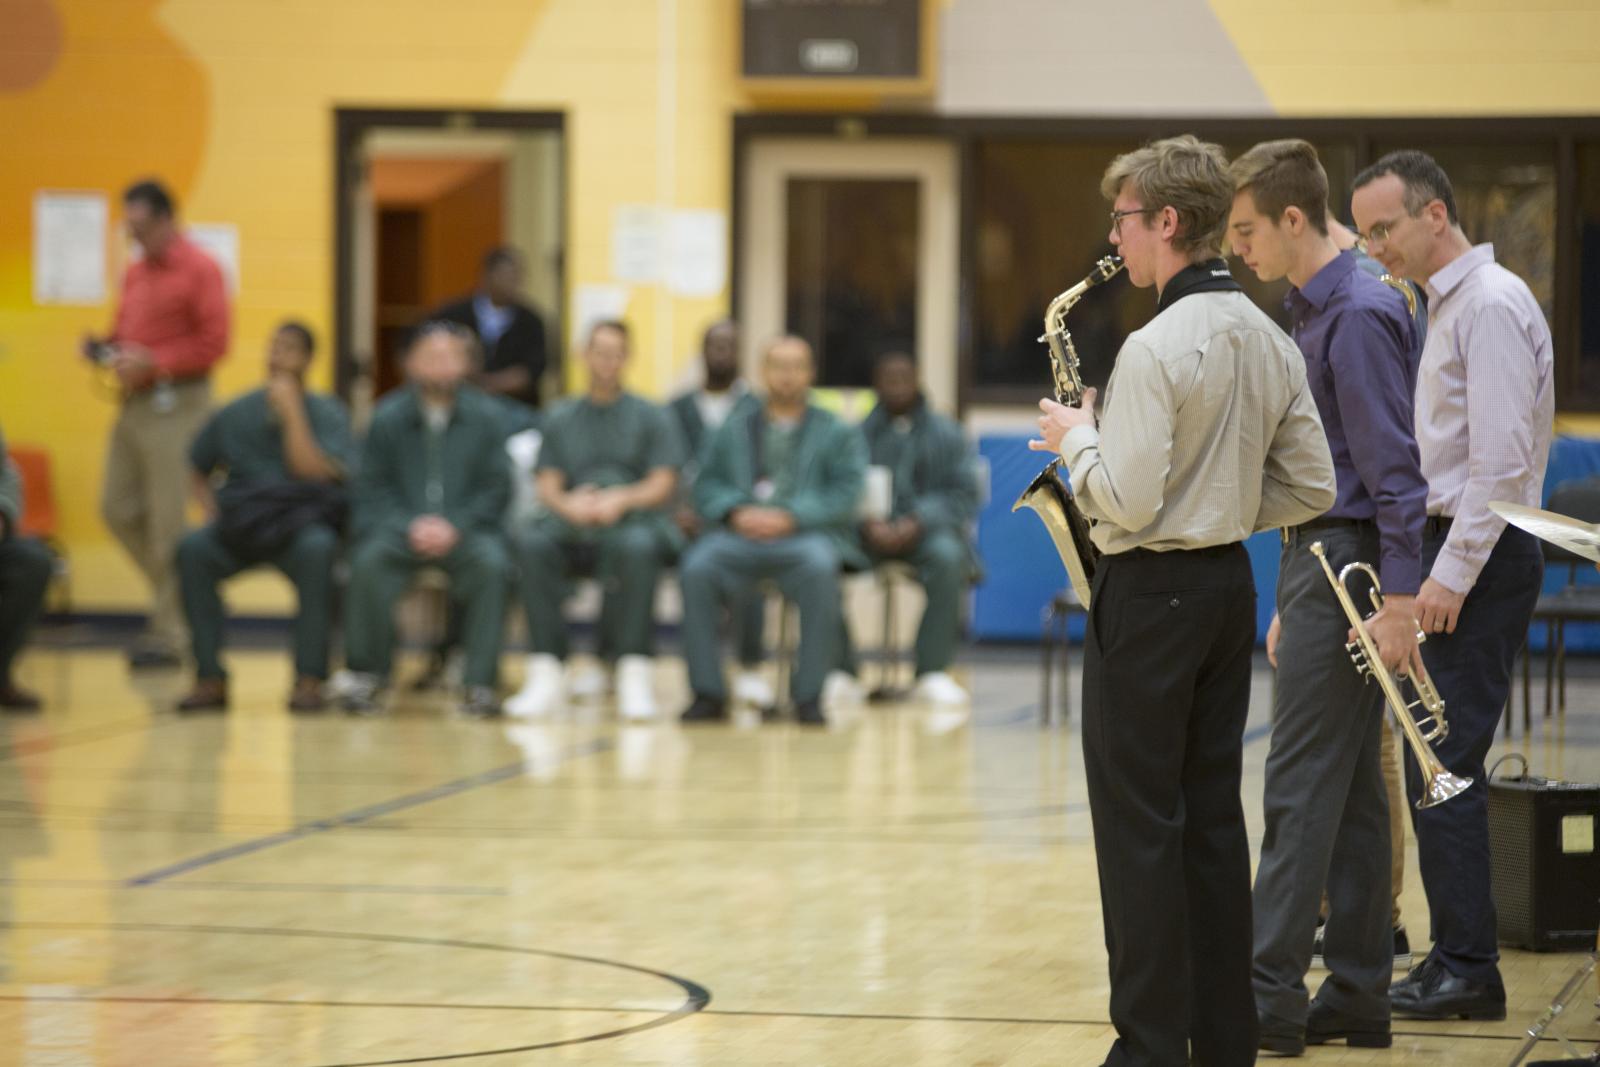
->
<box><xmin>1013</xmin><ymin>254</ymin><xmax>1124</xmax><ymax>608</ymax></box>
<box><xmin>1309</xmin><ymin>541</ymin><xmax>1470</xmax><ymax>808</ymax></box>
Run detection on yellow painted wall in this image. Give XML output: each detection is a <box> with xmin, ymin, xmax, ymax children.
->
<box><xmin>2</xmin><ymin>0</ymin><xmax>1597</xmax><ymax>614</ymax></box>
<box><xmin>0</xmin><ymin>0</ymin><xmax>754</xmax><ymax>612</ymax></box>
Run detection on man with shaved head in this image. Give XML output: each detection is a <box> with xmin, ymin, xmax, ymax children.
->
<box><xmin>677</xmin><ymin>335</ymin><xmax>866</xmax><ymax>726</ymax></box>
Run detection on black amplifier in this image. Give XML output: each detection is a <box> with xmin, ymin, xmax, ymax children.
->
<box><xmin>1488</xmin><ymin>756</ymin><xmax>1600</xmax><ymax>952</ymax></box>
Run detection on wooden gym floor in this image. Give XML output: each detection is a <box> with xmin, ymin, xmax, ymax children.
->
<box><xmin>0</xmin><ymin>641</ymin><xmax>1596</xmax><ymax>1066</ymax></box>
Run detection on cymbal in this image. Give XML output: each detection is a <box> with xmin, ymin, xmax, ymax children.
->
<box><xmin>1490</xmin><ymin>501</ymin><xmax>1600</xmax><ymax>562</ymax></box>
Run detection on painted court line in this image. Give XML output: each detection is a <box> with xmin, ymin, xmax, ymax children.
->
<box><xmin>122</xmin><ymin>737</ymin><xmax>613</xmax><ymax>888</ymax></box>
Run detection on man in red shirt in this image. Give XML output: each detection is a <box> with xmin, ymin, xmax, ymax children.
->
<box><xmin>83</xmin><ymin>180</ymin><xmax>230</xmax><ymax>668</ymax></box>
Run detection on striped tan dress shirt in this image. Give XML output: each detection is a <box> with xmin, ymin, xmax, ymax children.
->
<box><xmin>1060</xmin><ymin>289</ymin><xmax>1336</xmax><ymax>554</ymax></box>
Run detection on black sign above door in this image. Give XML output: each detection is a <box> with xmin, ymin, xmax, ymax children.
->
<box><xmin>741</xmin><ymin>0</ymin><xmax>931</xmax><ymax>92</ymax></box>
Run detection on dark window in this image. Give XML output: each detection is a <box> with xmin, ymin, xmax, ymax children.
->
<box><xmin>1573</xmin><ymin>143</ymin><xmax>1600</xmax><ymax>404</ymax></box>
<box><xmin>973</xmin><ymin>137</ymin><xmax>1361</xmax><ymax>396</ymax></box>
<box><xmin>785</xmin><ymin>177</ymin><xmax>919</xmax><ymax>387</ymax></box>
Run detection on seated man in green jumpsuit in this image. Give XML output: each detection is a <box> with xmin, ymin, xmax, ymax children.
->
<box><xmin>679</xmin><ymin>335</ymin><xmax>867</xmax><ymax>726</ymax></box>
<box><xmin>505</xmin><ymin>320</ymin><xmax>684</xmax><ymax>721</ymax></box>
<box><xmin>851</xmin><ymin>350</ymin><xmax>980</xmax><ymax>706</ymax></box>
<box><xmin>340</xmin><ymin>321</ymin><xmax>512</xmax><ymax>718</ymax></box>
<box><xmin>175</xmin><ymin>321</ymin><xmax>353</xmax><ymax>712</ymax></box>
<box><xmin>0</xmin><ymin>426</ymin><xmax>53</xmax><ymax>711</ymax></box>
<box><xmin>667</xmin><ymin>318</ymin><xmax>770</xmax><ymax>707</ymax></box>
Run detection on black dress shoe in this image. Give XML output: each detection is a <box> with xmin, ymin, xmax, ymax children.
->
<box><xmin>1306</xmin><ymin>998</ymin><xmax>1391</xmax><ymax>1048</ymax></box>
<box><xmin>0</xmin><ymin>684</ymin><xmax>42</xmax><ymax>711</ymax></box>
<box><xmin>1257</xmin><ymin>1018</ymin><xmax>1304</xmax><ymax>1056</ymax></box>
<box><xmin>680</xmin><ymin>695</ymin><xmax>727</xmax><ymax>723</ymax></box>
<box><xmin>1391</xmin><ymin>956</ymin><xmax>1506</xmax><ymax>1020</ymax></box>
<box><xmin>794</xmin><ymin>699</ymin><xmax>826</xmax><ymax>725</ymax></box>
<box><xmin>128</xmin><ymin>648</ymin><xmax>182</xmax><ymax>670</ymax></box>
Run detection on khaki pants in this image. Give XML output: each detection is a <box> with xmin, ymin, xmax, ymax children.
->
<box><xmin>100</xmin><ymin>380</ymin><xmax>211</xmax><ymax>653</ymax></box>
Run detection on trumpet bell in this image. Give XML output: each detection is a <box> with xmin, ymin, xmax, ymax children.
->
<box><xmin>1419</xmin><ymin>766</ymin><xmax>1473</xmax><ymax>809</ymax></box>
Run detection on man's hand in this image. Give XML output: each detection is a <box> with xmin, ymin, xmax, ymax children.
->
<box><xmin>408</xmin><ymin>515</ymin><xmax>460</xmax><ymax>558</ymax></box>
<box><xmin>731</xmin><ymin>506</ymin><xmax>795</xmax><ymax>542</ymax></box>
<box><xmin>1029</xmin><ymin>389</ymin><xmax>1098</xmax><ymax>455</ymax></box>
<box><xmin>265</xmin><ymin>372</ymin><xmax>303</xmax><ymax>418</ymax></box>
<box><xmin>110</xmin><ymin>343</ymin><xmax>155</xmax><ymax>391</ymax></box>
<box><xmin>1360</xmin><ymin>594</ymin><xmax>1425</xmax><ymax>676</ymax></box>
<box><xmin>1415</xmin><ymin>577</ymin><xmax>1466</xmax><ymax>635</ymax></box>
<box><xmin>560</xmin><ymin>486</ymin><xmax>603</xmax><ymax>527</ymax></box>
<box><xmin>590</xmin><ymin>488</ymin><xmax>629</xmax><ymax>527</ymax></box>
<box><xmin>862</xmin><ymin>518</ymin><xmax>898</xmax><ymax>555</ymax></box>
<box><xmin>675</xmin><ymin>506</ymin><xmax>702</xmax><ymax>539</ymax></box>
<box><xmin>1266</xmin><ymin>613</ymin><xmax>1281</xmax><ymax>669</ymax></box>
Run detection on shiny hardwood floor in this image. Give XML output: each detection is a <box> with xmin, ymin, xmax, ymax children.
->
<box><xmin>0</xmin><ymin>640</ymin><xmax>1596</xmax><ymax>1065</ymax></box>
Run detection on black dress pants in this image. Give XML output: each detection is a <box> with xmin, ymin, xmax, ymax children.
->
<box><xmin>1083</xmin><ymin>543</ymin><xmax>1259</xmax><ymax>1067</ymax></box>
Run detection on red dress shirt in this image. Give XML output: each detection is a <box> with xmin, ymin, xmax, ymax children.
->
<box><xmin>110</xmin><ymin>234</ymin><xmax>230</xmax><ymax>379</ymax></box>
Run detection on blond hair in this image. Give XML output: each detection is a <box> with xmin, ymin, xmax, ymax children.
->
<box><xmin>1100</xmin><ymin>135</ymin><xmax>1232</xmax><ymax>256</ymax></box>
<box><xmin>1229</xmin><ymin>139</ymin><xmax>1329</xmax><ymax>235</ymax></box>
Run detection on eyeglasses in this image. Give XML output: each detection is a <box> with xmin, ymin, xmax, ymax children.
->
<box><xmin>1109</xmin><ymin>207</ymin><xmax>1158</xmax><ymax>235</ymax></box>
<box><xmin>1356</xmin><ymin>216</ymin><xmax>1406</xmax><ymax>250</ymax></box>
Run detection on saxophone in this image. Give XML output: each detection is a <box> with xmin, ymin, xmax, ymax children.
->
<box><xmin>1012</xmin><ymin>254</ymin><xmax>1124</xmax><ymax>608</ymax></box>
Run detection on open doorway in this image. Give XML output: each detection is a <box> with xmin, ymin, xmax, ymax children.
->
<box><xmin>334</xmin><ymin>109</ymin><xmax>565</xmax><ymax>422</ymax></box>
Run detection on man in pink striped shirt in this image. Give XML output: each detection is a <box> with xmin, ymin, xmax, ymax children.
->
<box><xmin>1353</xmin><ymin>150</ymin><xmax>1553</xmax><ymax>1023</ymax></box>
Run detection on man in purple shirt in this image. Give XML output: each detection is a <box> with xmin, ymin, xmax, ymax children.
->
<box><xmin>1353</xmin><ymin>150</ymin><xmax>1552</xmax><ymax>1022</ymax></box>
<box><xmin>1229</xmin><ymin>140</ymin><xmax>1427</xmax><ymax>1055</ymax></box>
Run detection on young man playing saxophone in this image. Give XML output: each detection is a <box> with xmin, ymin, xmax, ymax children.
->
<box><xmin>1034</xmin><ymin>135</ymin><xmax>1334</xmax><ymax>1067</ymax></box>
<box><xmin>1228</xmin><ymin>139</ymin><xmax>1427</xmax><ymax>1055</ymax></box>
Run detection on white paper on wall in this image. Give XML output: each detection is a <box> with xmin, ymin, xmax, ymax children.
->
<box><xmin>612</xmin><ymin>205</ymin><xmax>663</xmax><ymax>283</ymax></box>
<box><xmin>665</xmin><ymin>210</ymin><xmax>728</xmax><ymax>297</ymax></box>
<box><xmin>33</xmin><ymin>191</ymin><xmax>108</xmax><ymax>305</ymax></box>
<box><xmin>187</xmin><ymin>222</ymin><xmax>241</xmax><ymax>294</ymax></box>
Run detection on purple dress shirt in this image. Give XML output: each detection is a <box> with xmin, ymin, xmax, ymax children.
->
<box><xmin>1417</xmin><ymin>243</ymin><xmax>1555</xmax><ymax>594</ymax></box>
<box><xmin>1288</xmin><ymin>250</ymin><xmax>1428</xmax><ymax>593</ymax></box>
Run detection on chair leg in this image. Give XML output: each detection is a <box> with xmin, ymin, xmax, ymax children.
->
<box><xmin>1040</xmin><ymin>602</ymin><xmax>1055</xmax><ymax>727</ymax></box>
<box><xmin>1059</xmin><ymin>611</ymin><xmax>1073</xmax><ymax>724</ymax></box>
<box><xmin>1556</xmin><ymin>617</ymin><xmax>1567</xmax><ymax>717</ymax></box>
<box><xmin>1543</xmin><ymin>618</ymin><xmax>1554</xmax><ymax>724</ymax></box>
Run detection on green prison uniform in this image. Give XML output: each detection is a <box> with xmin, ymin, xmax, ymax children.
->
<box><xmin>516</xmin><ymin>392</ymin><xmax>686</xmax><ymax>660</ymax></box>
<box><xmin>668</xmin><ymin>387</ymin><xmax>767</xmax><ymax>665</ymax></box>
<box><xmin>345</xmin><ymin>385</ymin><xmax>512</xmax><ymax>687</ymax></box>
<box><xmin>680</xmin><ymin>403</ymin><xmax>866</xmax><ymax>703</ymax></box>
<box><xmin>0</xmin><ymin>426</ymin><xmax>53</xmax><ymax>688</ymax></box>
<box><xmin>839</xmin><ymin>401</ymin><xmax>981</xmax><ymax>677</ymax></box>
<box><xmin>177</xmin><ymin>388</ymin><xmax>354</xmax><ymax>681</ymax></box>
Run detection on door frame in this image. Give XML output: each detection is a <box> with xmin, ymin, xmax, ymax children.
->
<box><xmin>332</xmin><ymin>107</ymin><xmax>566</xmax><ymax>405</ymax></box>
<box><xmin>734</xmin><ymin>129</ymin><xmax>961</xmax><ymax>415</ymax></box>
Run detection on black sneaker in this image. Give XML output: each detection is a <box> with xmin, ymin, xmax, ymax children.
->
<box><xmin>1392</xmin><ymin>924</ymin><xmax>1413</xmax><ymax>969</ymax></box>
<box><xmin>680</xmin><ymin>695</ymin><xmax>727</xmax><ymax>723</ymax></box>
<box><xmin>794</xmin><ymin>699</ymin><xmax>826</xmax><ymax>726</ymax></box>
<box><xmin>458</xmin><ymin>686</ymin><xmax>501</xmax><ymax>719</ymax></box>
<box><xmin>1310</xmin><ymin>921</ymin><xmax>1412</xmax><ymax>970</ymax></box>
<box><xmin>1527</xmin><ymin>1053</ymin><xmax>1599</xmax><ymax>1066</ymax></box>
<box><xmin>337</xmin><ymin>671</ymin><xmax>385</xmax><ymax>715</ymax></box>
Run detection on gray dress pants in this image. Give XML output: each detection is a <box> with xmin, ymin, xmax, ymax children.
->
<box><xmin>1253</xmin><ymin>522</ymin><xmax>1393</xmax><ymax>1029</ymax></box>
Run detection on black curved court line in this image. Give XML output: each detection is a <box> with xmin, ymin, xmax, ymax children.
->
<box><xmin>0</xmin><ymin>921</ymin><xmax>711</xmax><ymax>1065</ymax></box>
<box><xmin>121</xmin><ymin>737</ymin><xmax>613</xmax><ymax>887</ymax></box>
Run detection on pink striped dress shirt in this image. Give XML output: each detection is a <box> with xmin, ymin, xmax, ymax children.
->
<box><xmin>1417</xmin><ymin>244</ymin><xmax>1554</xmax><ymax>594</ymax></box>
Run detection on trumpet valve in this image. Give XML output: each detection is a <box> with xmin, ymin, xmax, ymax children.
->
<box><xmin>1345</xmin><ymin>641</ymin><xmax>1371</xmax><ymax>677</ymax></box>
